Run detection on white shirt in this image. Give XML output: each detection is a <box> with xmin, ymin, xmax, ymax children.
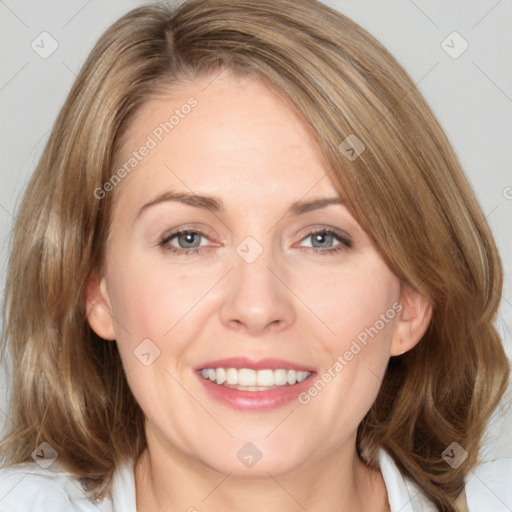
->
<box><xmin>1</xmin><ymin>449</ymin><xmax>511</xmax><ymax>511</ymax></box>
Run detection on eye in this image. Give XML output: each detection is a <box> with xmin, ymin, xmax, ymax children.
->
<box><xmin>158</xmin><ymin>227</ymin><xmax>352</xmax><ymax>256</ymax></box>
<box><xmin>159</xmin><ymin>229</ymin><xmax>211</xmax><ymax>255</ymax></box>
<box><xmin>298</xmin><ymin>229</ymin><xmax>352</xmax><ymax>254</ymax></box>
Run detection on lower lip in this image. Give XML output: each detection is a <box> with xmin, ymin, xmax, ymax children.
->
<box><xmin>196</xmin><ymin>372</ymin><xmax>315</xmax><ymax>411</ymax></box>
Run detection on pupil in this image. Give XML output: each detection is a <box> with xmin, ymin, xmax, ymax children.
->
<box><xmin>313</xmin><ymin>233</ymin><xmax>332</xmax><ymax>247</ymax></box>
<box><xmin>180</xmin><ymin>233</ymin><xmax>199</xmax><ymax>248</ymax></box>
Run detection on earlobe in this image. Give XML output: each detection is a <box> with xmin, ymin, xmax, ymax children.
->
<box><xmin>390</xmin><ymin>284</ymin><xmax>432</xmax><ymax>356</ymax></box>
<box><xmin>84</xmin><ymin>275</ymin><xmax>116</xmax><ymax>341</ymax></box>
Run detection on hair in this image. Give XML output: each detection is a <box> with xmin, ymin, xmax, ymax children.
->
<box><xmin>0</xmin><ymin>0</ymin><xmax>509</xmax><ymax>510</ymax></box>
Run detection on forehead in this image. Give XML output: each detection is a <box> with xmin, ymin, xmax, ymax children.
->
<box><xmin>111</xmin><ymin>72</ymin><xmax>340</xmax><ymax>211</ymax></box>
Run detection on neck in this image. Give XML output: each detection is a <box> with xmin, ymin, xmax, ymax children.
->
<box><xmin>135</xmin><ymin>429</ymin><xmax>389</xmax><ymax>512</ymax></box>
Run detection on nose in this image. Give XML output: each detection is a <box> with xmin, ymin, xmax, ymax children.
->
<box><xmin>219</xmin><ymin>246</ymin><xmax>296</xmax><ymax>336</ymax></box>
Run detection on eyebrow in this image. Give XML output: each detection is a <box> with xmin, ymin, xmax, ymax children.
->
<box><xmin>135</xmin><ymin>190</ymin><xmax>344</xmax><ymax>220</ymax></box>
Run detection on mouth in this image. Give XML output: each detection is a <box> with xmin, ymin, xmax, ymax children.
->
<box><xmin>195</xmin><ymin>358</ymin><xmax>315</xmax><ymax>411</ymax></box>
<box><xmin>199</xmin><ymin>367</ymin><xmax>312</xmax><ymax>391</ymax></box>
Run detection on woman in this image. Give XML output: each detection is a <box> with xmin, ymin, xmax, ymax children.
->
<box><xmin>0</xmin><ymin>1</ymin><xmax>510</xmax><ymax>511</ymax></box>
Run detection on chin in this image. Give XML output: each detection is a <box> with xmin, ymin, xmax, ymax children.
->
<box><xmin>193</xmin><ymin>442</ymin><xmax>308</xmax><ymax>478</ymax></box>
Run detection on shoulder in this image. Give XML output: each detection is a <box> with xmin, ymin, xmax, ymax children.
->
<box><xmin>464</xmin><ymin>457</ymin><xmax>512</xmax><ymax>511</ymax></box>
<box><xmin>0</xmin><ymin>461</ymin><xmax>112</xmax><ymax>512</ymax></box>
<box><xmin>378</xmin><ymin>449</ymin><xmax>512</xmax><ymax>511</ymax></box>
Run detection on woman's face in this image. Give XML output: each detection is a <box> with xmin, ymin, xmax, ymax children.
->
<box><xmin>87</xmin><ymin>71</ymin><xmax>426</xmax><ymax>477</ymax></box>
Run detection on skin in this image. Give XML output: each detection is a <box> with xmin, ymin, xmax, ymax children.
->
<box><xmin>86</xmin><ymin>70</ymin><xmax>431</xmax><ymax>512</ymax></box>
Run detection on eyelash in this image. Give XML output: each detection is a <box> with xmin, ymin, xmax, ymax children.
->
<box><xmin>158</xmin><ymin>228</ymin><xmax>352</xmax><ymax>256</ymax></box>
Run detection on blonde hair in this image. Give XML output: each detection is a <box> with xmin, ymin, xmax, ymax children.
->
<box><xmin>1</xmin><ymin>1</ymin><xmax>509</xmax><ymax>510</ymax></box>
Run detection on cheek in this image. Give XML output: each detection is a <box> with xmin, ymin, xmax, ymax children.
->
<box><xmin>104</xmin><ymin>259</ymin><xmax>202</xmax><ymax>425</ymax></box>
<box><xmin>106</xmin><ymin>252</ymin><xmax>212</xmax><ymax>341</ymax></box>
<box><xmin>332</xmin><ymin>282</ymin><xmax>398</xmax><ymax>360</ymax></box>
<box><xmin>300</xmin><ymin>256</ymin><xmax>401</xmax><ymax>356</ymax></box>
<box><xmin>297</xmin><ymin>321</ymin><xmax>395</xmax><ymax>449</ymax></box>
<box><xmin>104</xmin><ymin>252</ymin><xmax>225</xmax><ymax>403</ymax></box>
<box><xmin>295</xmin><ymin>260</ymin><xmax>400</xmax><ymax>420</ymax></box>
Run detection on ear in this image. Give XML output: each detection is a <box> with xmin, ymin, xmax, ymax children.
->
<box><xmin>390</xmin><ymin>283</ymin><xmax>432</xmax><ymax>356</ymax></box>
<box><xmin>84</xmin><ymin>274</ymin><xmax>116</xmax><ymax>341</ymax></box>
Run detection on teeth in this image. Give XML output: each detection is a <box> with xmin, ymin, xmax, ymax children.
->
<box><xmin>255</xmin><ymin>369</ymin><xmax>274</xmax><ymax>387</ymax></box>
<box><xmin>200</xmin><ymin>367</ymin><xmax>312</xmax><ymax>388</ymax></box>
<box><xmin>274</xmin><ymin>369</ymin><xmax>288</xmax><ymax>385</ymax></box>
<box><xmin>287</xmin><ymin>369</ymin><xmax>296</xmax><ymax>385</ymax></box>
<box><xmin>216</xmin><ymin>367</ymin><xmax>226</xmax><ymax>385</ymax></box>
<box><xmin>238</xmin><ymin>368</ymin><xmax>256</xmax><ymax>386</ymax></box>
<box><xmin>226</xmin><ymin>368</ymin><xmax>238</xmax><ymax>385</ymax></box>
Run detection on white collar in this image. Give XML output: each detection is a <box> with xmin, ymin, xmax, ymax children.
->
<box><xmin>378</xmin><ymin>449</ymin><xmax>438</xmax><ymax>511</ymax></box>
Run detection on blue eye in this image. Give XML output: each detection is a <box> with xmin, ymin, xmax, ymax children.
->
<box><xmin>299</xmin><ymin>229</ymin><xmax>352</xmax><ymax>254</ymax></box>
<box><xmin>173</xmin><ymin>231</ymin><xmax>204</xmax><ymax>248</ymax></box>
<box><xmin>159</xmin><ymin>228</ymin><xmax>351</xmax><ymax>256</ymax></box>
<box><xmin>159</xmin><ymin>229</ymin><xmax>209</xmax><ymax>254</ymax></box>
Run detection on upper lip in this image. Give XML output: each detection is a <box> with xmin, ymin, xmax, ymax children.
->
<box><xmin>196</xmin><ymin>357</ymin><xmax>316</xmax><ymax>372</ymax></box>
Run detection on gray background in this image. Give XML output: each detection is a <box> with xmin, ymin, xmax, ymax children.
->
<box><xmin>1</xmin><ymin>0</ymin><xmax>511</xmax><ymax>457</ymax></box>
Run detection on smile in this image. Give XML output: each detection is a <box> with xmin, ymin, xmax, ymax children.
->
<box><xmin>200</xmin><ymin>367</ymin><xmax>312</xmax><ymax>390</ymax></box>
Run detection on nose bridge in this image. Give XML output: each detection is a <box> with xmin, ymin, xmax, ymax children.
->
<box><xmin>219</xmin><ymin>235</ymin><xmax>295</xmax><ymax>334</ymax></box>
